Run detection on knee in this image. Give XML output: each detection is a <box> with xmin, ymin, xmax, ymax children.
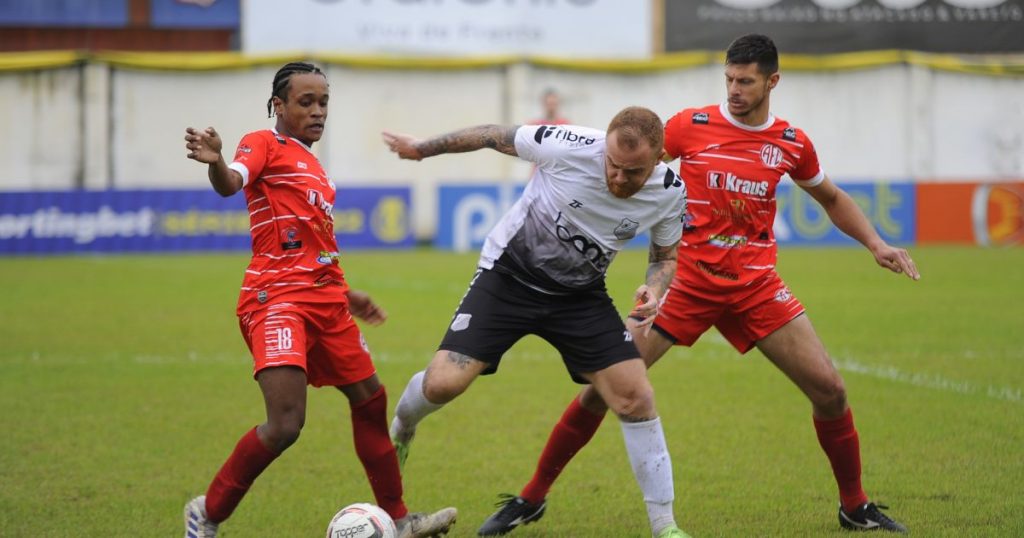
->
<box><xmin>812</xmin><ymin>377</ymin><xmax>848</xmax><ymax>418</ymax></box>
<box><xmin>608</xmin><ymin>384</ymin><xmax>656</xmax><ymax>421</ymax></box>
<box><xmin>421</xmin><ymin>373</ymin><xmax>467</xmax><ymax>405</ymax></box>
<box><xmin>265</xmin><ymin>413</ymin><xmax>305</xmax><ymax>452</ymax></box>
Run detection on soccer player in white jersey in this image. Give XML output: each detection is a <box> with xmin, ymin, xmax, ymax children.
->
<box><xmin>382</xmin><ymin>106</ymin><xmax>691</xmax><ymax>538</ymax></box>
<box><xmin>478</xmin><ymin>34</ymin><xmax>918</xmax><ymax>536</ymax></box>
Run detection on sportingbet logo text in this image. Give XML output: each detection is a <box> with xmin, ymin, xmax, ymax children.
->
<box><xmin>707</xmin><ymin>171</ymin><xmax>769</xmax><ymax>196</ymax></box>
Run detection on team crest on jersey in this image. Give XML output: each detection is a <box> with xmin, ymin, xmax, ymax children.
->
<box><xmin>614</xmin><ymin>218</ymin><xmax>639</xmax><ymax>240</ymax></box>
<box><xmin>692</xmin><ymin>112</ymin><xmax>709</xmax><ymax>124</ymax></box>
<box><xmin>782</xmin><ymin>127</ymin><xmax>797</xmax><ymax>141</ymax></box>
<box><xmin>759</xmin><ymin>144</ymin><xmax>784</xmax><ymax>168</ymax></box>
<box><xmin>774</xmin><ymin>288</ymin><xmax>792</xmax><ymax>302</ymax></box>
<box><xmin>257</xmin><ymin>290</ymin><xmax>268</xmax><ymax>303</ymax></box>
<box><xmin>280</xmin><ymin>227</ymin><xmax>302</xmax><ymax>250</ymax></box>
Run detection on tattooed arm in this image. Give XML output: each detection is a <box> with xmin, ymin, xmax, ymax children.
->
<box><xmin>629</xmin><ymin>241</ymin><xmax>679</xmax><ymax>327</ymax></box>
<box><xmin>382</xmin><ymin>125</ymin><xmax>520</xmax><ymax>161</ymax></box>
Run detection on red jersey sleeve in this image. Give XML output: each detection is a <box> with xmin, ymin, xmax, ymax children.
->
<box><xmin>228</xmin><ymin>131</ymin><xmax>271</xmax><ymax>186</ymax></box>
<box><xmin>663</xmin><ymin>111</ymin><xmax>688</xmax><ymax>160</ymax></box>
<box><xmin>789</xmin><ymin>130</ymin><xmax>824</xmax><ymax>185</ymax></box>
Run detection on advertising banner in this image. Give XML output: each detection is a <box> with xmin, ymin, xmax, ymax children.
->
<box><xmin>0</xmin><ymin>0</ymin><xmax>128</xmax><ymax>27</ymax></box>
<box><xmin>242</xmin><ymin>0</ymin><xmax>651</xmax><ymax>58</ymax></box>
<box><xmin>0</xmin><ymin>187</ymin><xmax>413</xmax><ymax>254</ymax></box>
<box><xmin>664</xmin><ymin>0</ymin><xmax>1024</xmax><ymax>54</ymax></box>
<box><xmin>774</xmin><ymin>182</ymin><xmax>916</xmax><ymax>245</ymax></box>
<box><xmin>150</xmin><ymin>0</ymin><xmax>239</xmax><ymax>29</ymax></box>
<box><xmin>917</xmin><ymin>182</ymin><xmax>1024</xmax><ymax>245</ymax></box>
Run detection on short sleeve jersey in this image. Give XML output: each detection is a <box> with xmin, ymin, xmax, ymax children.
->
<box><xmin>663</xmin><ymin>103</ymin><xmax>823</xmax><ymax>292</ymax></box>
<box><xmin>228</xmin><ymin>129</ymin><xmax>349</xmax><ymax>314</ymax></box>
<box><xmin>479</xmin><ymin>124</ymin><xmax>687</xmax><ymax>294</ymax></box>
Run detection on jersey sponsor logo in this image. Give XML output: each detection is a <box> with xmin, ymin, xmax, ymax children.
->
<box><xmin>257</xmin><ymin>290</ymin><xmax>269</xmax><ymax>303</ymax></box>
<box><xmin>782</xmin><ymin>127</ymin><xmax>797</xmax><ymax>141</ymax></box>
<box><xmin>314</xmin><ymin>275</ymin><xmax>344</xmax><ymax>287</ymax></box>
<box><xmin>707</xmin><ymin>170</ymin><xmax>769</xmax><ymax>196</ymax></box>
<box><xmin>711</xmin><ymin>198</ymin><xmax>754</xmax><ymax>223</ymax></box>
<box><xmin>692</xmin><ymin>112</ymin><xmax>709</xmax><ymax>124</ymax></box>
<box><xmin>614</xmin><ymin>218</ymin><xmax>639</xmax><ymax>240</ymax></box>
<box><xmin>450</xmin><ymin>312</ymin><xmax>472</xmax><ymax>332</ymax></box>
<box><xmin>317</xmin><ymin>250</ymin><xmax>340</xmax><ymax>264</ymax></box>
<box><xmin>535</xmin><ymin>125</ymin><xmax>596</xmax><ymax>146</ymax></box>
<box><xmin>238</xmin><ymin>144</ymin><xmax>252</xmax><ymax>154</ymax></box>
<box><xmin>760</xmin><ymin>143</ymin><xmax>784</xmax><ymax>168</ymax></box>
<box><xmin>280</xmin><ymin>227</ymin><xmax>302</xmax><ymax>250</ymax></box>
<box><xmin>554</xmin><ymin>211</ymin><xmax>609</xmax><ymax>270</ymax></box>
<box><xmin>663</xmin><ymin>168</ymin><xmax>682</xmax><ymax>189</ymax></box>
<box><xmin>297</xmin><ymin>161</ymin><xmax>308</xmax><ymax>170</ymax></box>
<box><xmin>696</xmin><ymin>260</ymin><xmax>738</xmax><ymax>281</ymax></box>
<box><xmin>774</xmin><ymin>288</ymin><xmax>792</xmax><ymax>302</ymax></box>
<box><xmin>306</xmin><ymin>189</ymin><xmax>334</xmax><ymax>217</ymax></box>
<box><xmin>708</xmin><ymin>233</ymin><xmax>748</xmax><ymax>248</ymax></box>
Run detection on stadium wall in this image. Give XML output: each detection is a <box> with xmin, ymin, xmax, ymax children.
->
<box><xmin>0</xmin><ymin>52</ymin><xmax>1022</xmax><ymax>244</ymax></box>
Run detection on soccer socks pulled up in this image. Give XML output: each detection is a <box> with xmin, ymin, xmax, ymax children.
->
<box><xmin>351</xmin><ymin>385</ymin><xmax>407</xmax><ymax>520</ymax></box>
<box><xmin>814</xmin><ymin>407</ymin><xmax>869</xmax><ymax>513</ymax></box>
<box><xmin>520</xmin><ymin>396</ymin><xmax>606</xmax><ymax>504</ymax></box>
<box><xmin>620</xmin><ymin>417</ymin><xmax>676</xmax><ymax>535</ymax></box>
<box><xmin>204</xmin><ymin>427</ymin><xmax>279</xmax><ymax>523</ymax></box>
<box><xmin>390</xmin><ymin>370</ymin><xmax>444</xmax><ymax>443</ymax></box>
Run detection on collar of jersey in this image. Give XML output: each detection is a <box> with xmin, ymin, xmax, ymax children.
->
<box><xmin>272</xmin><ymin>128</ymin><xmax>315</xmax><ymax>153</ymax></box>
<box><xmin>718</xmin><ymin>102</ymin><xmax>776</xmax><ymax>132</ymax></box>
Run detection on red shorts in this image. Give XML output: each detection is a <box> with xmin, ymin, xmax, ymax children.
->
<box><xmin>239</xmin><ymin>301</ymin><xmax>375</xmax><ymax>387</ymax></box>
<box><xmin>655</xmin><ymin>271</ymin><xmax>805</xmax><ymax>353</ymax></box>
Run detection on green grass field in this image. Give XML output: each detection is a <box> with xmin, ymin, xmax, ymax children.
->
<box><xmin>1</xmin><ymin>246</ymin><xmax>1022</xmax><ymax>537</ymax></box>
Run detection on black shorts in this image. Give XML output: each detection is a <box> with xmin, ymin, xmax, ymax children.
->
<box><xmin>438</xmin><ymin>268</ymin><xmax>640</xmax><ymax>384</ymax></box>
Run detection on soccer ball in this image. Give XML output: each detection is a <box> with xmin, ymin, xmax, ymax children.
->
<box><xmin>326</xmin><ymin>503</ymin><xmax>397</xmax><ymax>538</ymax></box>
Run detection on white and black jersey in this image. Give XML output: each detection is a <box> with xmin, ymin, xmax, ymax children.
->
<box><xmin>480</xmin><ymin>124</ymin><xmax>687</xmax><ymax>294</ymax></box>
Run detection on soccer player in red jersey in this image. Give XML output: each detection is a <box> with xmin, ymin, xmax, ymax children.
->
<box><xmin>477</xmin><ymin>35</ymin><xmax>919</xmax><ymax>536</ymax></box>
<box><xmin>181</xmin><ymin>62</ymin><xmax>456</xmax><ymax>538</ymax></box>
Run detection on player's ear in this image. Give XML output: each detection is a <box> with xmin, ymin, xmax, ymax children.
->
<box><xmin>271</xmin><ymin>96</ymin><xmax>284</xmax><ymax>117</ymax></box>
<box><xmin>768</xmin><ymin>72</ymin><xmax>780</xmax><ymax>90</ymax></box>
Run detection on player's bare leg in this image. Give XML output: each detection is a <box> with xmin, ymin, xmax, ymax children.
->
<box><xmin>390</xmin><ymin>350</ymin><xmax>488</xmax><ymax>471</ymax></box>
<box><xmin>586</xmin><ymin>359</ymin><xmax>688</xmax><ymax>538</ymax></box>
<box><xmin>757</xmin><ymin>315</ymin><xmax>907</xmax><ymax>533</ymax></box>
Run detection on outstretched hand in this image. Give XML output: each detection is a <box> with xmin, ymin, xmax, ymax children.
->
<box><xmin>347</xmin><ymin>290</ymin><xmax>387</xmax><ymax>326</ymax></box>
<box><xmin>185</xmin><ymin>127</ymin><xmax>224</xmax><ymax>164</ymax></box>
<box><xmin>382</xmin><ymin>131</ymin><xmax>424</xmax><ymax>161</ymax></box>
<box><xmin>872</xmin><ymin>243</ymin><xmax>921</xmax><ymax>280</ymax></box>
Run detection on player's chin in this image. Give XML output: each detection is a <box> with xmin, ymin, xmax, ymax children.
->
<box><xmin>306</xmin><ymin>124</ymin><xmax>325</xmax><ymax>141</ymax></box>
<box><xmin>608</xmin><ymin>184</ymin><xmax>641</xmax><ymax>199</ymax></box>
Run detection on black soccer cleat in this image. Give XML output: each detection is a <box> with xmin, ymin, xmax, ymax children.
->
<box><xmin>477</xmin><ymin>494</ymin><xmax>547</xmax><ymax>536</ymax></box>
<box><xmin>839</xmin><ymin>502</ymin><xmax>908</xmax><ymax>533</ymax></box>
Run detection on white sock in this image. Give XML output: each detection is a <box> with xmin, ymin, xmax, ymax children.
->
<box><xmin>390</xmin><ymin>370</ymin><xmax>444</xmax><ymax>443</ymax></box>
<box><xmin>620</xmin><ymin>417</ymin><xmax>677</xmax><ymax>534</ymax></box>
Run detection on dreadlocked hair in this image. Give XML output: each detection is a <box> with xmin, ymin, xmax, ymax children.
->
<box><xmin>267</xmin><ymin>62</ymin><xmax>325</xmax><ymax>118</ymax></box>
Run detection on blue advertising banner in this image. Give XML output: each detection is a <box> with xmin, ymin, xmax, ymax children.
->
<box><xmin>0</xmin><ymin>0</ymin><xmax>128</xmax><ymax>27</ymax></box>
<box><xmin>150</xmin><ymin>0</ymin><xmax>239</xmax><ymax>29</ymax></box>
<box><xmin>0</xmin><ymin>188</ymin><xmax>412</xmax><ymax>254</ymax></box>
<box><xmin>436</xmin><ymin>183</ymin><xmax>651</xmax><ymax>252</ymax></box>
<box><xmin>774</xmin><ymin>182</ymin><xmax>916</xmax><ymax>245</ymax></box>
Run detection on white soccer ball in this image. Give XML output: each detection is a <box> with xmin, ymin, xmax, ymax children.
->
<box><xmin>326</xmin><ymin>503</ymin><xmax>397</xmax><ymax>538</ymax></box>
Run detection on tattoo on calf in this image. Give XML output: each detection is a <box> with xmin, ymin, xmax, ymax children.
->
<box><xmin>446</xmin><ymin>351</ymin><xmax>475</xmax><ymax>369</ymax></box>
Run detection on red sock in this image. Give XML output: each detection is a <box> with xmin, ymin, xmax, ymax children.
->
<box><xmin>520</xmin><ymin>397</ymin><xmax>606</xmax><ymax>504</ymax></box>
<box><xmin>814</xmin><ymin>408</ymin><xmax>869</xmax><ymax>513</ymax></box>
<box><xmin>351</xmin><ymin>386</ymin><xmax>407</xmax><ymax>520</ymax></box>
<box><xmin>205</xmin><ymin>427</ymin><xmax>279</xmax><ymax>522</ymax></box>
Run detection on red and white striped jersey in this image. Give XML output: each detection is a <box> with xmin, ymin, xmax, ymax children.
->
<box><xmin>228</xmin><ymin>129</ymin><xmax>348</xmax><ymax>314</ymax></box>
<box><xmin>663</xmin><ymin>103</ymin><xmax>824</xmax><ymax>292</ymax></box>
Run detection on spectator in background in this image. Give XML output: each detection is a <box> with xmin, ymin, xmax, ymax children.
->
<box><xmin>528</xmin><ymin>88</ymin><xmax>570</xmax><ymax>126</ymax></box>
<box><xmin>181</xmin><ymin>61</ymin><xmax>456</xmax><ymax>538</ymax></box>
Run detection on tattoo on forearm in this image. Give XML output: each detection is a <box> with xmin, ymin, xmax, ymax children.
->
<box><xmin>645</xmin><ymin>242</ymin><xmax>678</xmax><ymax>295</ymax></box>
<box><xmin>446</xmin><ymin>351</ymin><xmax>476</xmax><ymax>369</ymax></box>
<box><xmin>418</xmin><ymin>125</ymin><xmax>519</xmax><ymax>158</ymax></box>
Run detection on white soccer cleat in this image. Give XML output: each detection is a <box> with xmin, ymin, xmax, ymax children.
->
<box><xmin>184</xmin><ymin>495</ymin><xmax>219</xmax><ymax>538</ymax></box>
<box><xmin>395</xmin><ymin>507</ymin><xmax>458</xmax><ymax>538</ymax></box>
